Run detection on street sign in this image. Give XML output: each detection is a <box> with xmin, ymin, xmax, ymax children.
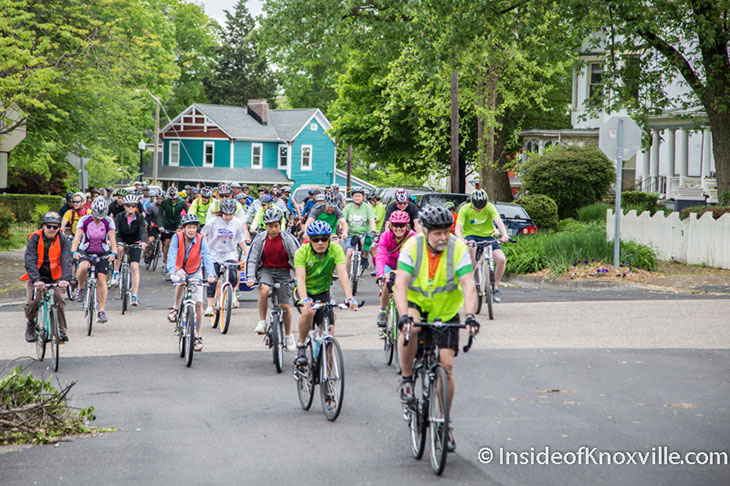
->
<box><xmin>599</xmin><ymin>115</ymin><xmax>642</xmax><ymax>162</ymax></box>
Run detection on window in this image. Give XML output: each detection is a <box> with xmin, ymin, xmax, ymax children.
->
<box><xmin>310</xmin><ymin>123</ymin><xmax>318</xmax><ymax>131</ymax></box>
<box><xmin>301</xmin><ymin>145</ymin><xmax>312</xmax><ymax>171</ymax></box>
<box><xmin>251</xmin><ymin>143</ymin><xmax>262</xmax><ymax>168</ymax></box>
<box><xmin>169</xmin><ymin>141</ymin><xmax>180</xmax><ymax>167</ymax></box>
<box><xmin>588</xmin><ymin>62</ymin><xmax>603</xmax><ymax>104</ymax></box>
<box><xmin>203</xmin><ymin>142</ymin><xmax>214</xmax><ymax>167</ymax></box>
<box><xmin>278</xmin><ymin>144</ymin><xmax>288</xmax><ymax>169</ymax></box>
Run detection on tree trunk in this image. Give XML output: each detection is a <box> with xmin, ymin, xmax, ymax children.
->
<box><xmin>707</xmin><ymin>110</ymin><xmax>730</xmax><ymax>198</ymax></box>
<box><xmin>450</xmin><ymin>70</ymin><xmax>459</xmax><ymax>193</ymax></box>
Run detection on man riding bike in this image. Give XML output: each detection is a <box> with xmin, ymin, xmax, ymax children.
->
<box><xmin>206</xmin><ymin>183</ymin><xmax>248</xmax><ymax>227</ymax></box>
<box><xmin>343</xmin><ymin>186</ymin><xmax>376</xmax><ymax>276</ymax></box>
<box><xmin>249</xmin><ymin>194</ymin><xmax>287</xmax><ymax>233</ymax></box>
<box><xmin>293</xmin><ymin>220</ymin><xmax>357</xmax><ymax>367</ymax></box>
<box><xmin>22</xmin><ymin>212</ymin><xmax>72</xmax><ymax>342</ymax></box>
<box><xmin>189</xmin><ymin>186</ymin><xmax>214</xmax><ymax>227</ymax></box>
<box><xmin>202</xmin><ymin>198</ymin><xmax>248</xmax><ymax>315</ymax></box>
<box><xmin>454</xmin><ymin>189</ymin><xmax>509</xmax><ymax>303</ymax></box>
<box><xmin>71</xmin><ymin>197</ymin><xmax>117</xmax><ymax>323</ymax></box>
<box><xmin>394</xmin><ymin>205</ymin><xmax>480</xmax><ymax>452</ymax></box>
<box><xmin>383</xmin><ymin>188</ymin><xmax>421</xmax><ymax>234</ymax></box>
<box><xmin>112</xmin><ymin>194</ymin><xmax>147</xmax><ymax>305</ymax></box>
<box><xmin>159</xmin><ymin>186</ymin><xmax>188</xmax><ymax>272</ymax></box>
<box><xmin>304</xmin><ymin>192</ymin><xmax>348</xmax><ymax>241</ymax></box>
<box><xmin>246</xmin><ymin>208</ymin><xmax>300</xmax><ymax>347</ymax></box>
<box><xmin>375</xmin><ymin>210</ymin><xmax>416</xmax><ymax>327</ymax></box>
<box><xmin>60</xmin><ymin>192</ymin><xmax>88</xmax><ymax>237</ymax></box>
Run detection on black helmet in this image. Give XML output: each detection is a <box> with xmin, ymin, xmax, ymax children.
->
<box><xmin>263</xmin><ymin>208</ymin><xmax>283</xmax><ymax>224</ymax></box>
<box><xmin>419</xmin><ymin>206</ymin><xmax>453</xmax><ymax>230</ymax></box>
<box><xmin>470</xmin><ymin>189</ymin><xmax>488</xmax><ymax>209</ymax></box>
<box><xmin>65</xmin><ymin>192</ymin><xmax>74</xmax><ymax>202</ymax></box>
<box><xmin>220</xmin><ymin>198</ymin><xmax>237</xmax><ymax>214</ymax></box>
<box><xmin>42</xmin><ymin>212</ymin><xmax>62</xmax><ymax>225</ymax></box>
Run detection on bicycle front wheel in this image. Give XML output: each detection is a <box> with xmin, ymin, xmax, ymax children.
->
<box><xmin>86</xmin><ymin>282</ymin><xmax>96</xmax><ymax>336</ymax></box>
<box><xmin>296</xmin><ymin>343</ymin><xmax>315</xmax><ymax>410</ymax></box>
<box><xmin>409</xmin><ymin>365</ymin><xmax>426</xmax><ymax>459</ymax></box>
<box><xmin>428</xmin><ymin>365</ymin><xmax>450</xmax><ymax>475</ymax></box>
<box><xmin>35</xmin><ymin>318</ymin><xmax>46</xmax><ymax>361</ymax></box>
<box><xmin>151</xmin><ymin>242</ymin><xmax>161</xmax><ymax>271</ymax></box>
<box><xmin>350</xmin><ymin>255</ymin><xmax>359</xmax><ymax>296</ymax></box>
<box><xmin>184</xmin><ymin>306</ymin><xmax>195</xmax><ymax>367</ymax></box>
<box><xmin>383</xmin><ymin>301</ymin><xmax>394</xmax><ymax>366</ymax></box>
<box><xmin>49</xmin><ymin>310</ymin><xmax>60</xmax><ymax>372</ymax></box>
<box><xmin>271</xmin><ymin>313</ymin><xmax>283</xmax><ymax>373</ymax></box>
<box><xmin>320</xmin><ymin>337</ymin><xmax>345</xmax><ymax>422</ymax></box>
<box><xmin>211</xmin><ymin>283</ymin><xmax>221</xmax><ymax>329</ymax></box>
<box><xmin>485</xmin><ymin>266</ymin><xmax>494</xmax><ymax>321</ymax></box>
<box><xmin>121</xmin><ymin>267</ymin><xmax>129</xmax><ymax>314</ymax></box>
<box><xmin>391</xmin><ymin>304</ymin><xmax>401</xmax><ymax>374</ymax></box>
<box><xmin>474</xmin><ymin>266</ymin><xmax>483</xmax><ymax>315</ymax></box>
<box><xmin>220</xmin><ymin>284</ymin><xmax>232</xmax><ymax>334</ymax></box>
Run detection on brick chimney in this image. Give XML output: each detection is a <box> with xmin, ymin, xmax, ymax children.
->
<box><xmin>247</xmin><ymin>99</ymin><xmax>268</xmax><ymax>125</ymax></box>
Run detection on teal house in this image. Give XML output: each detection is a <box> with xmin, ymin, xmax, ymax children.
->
<box><xmin>144</xmin><ymin>100</ymin><xmax>336</xmax><ymax>189</ymax></box>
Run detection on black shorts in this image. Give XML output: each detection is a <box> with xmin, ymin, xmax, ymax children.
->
<box><xmin>147</xmin><ymin>225</ymin><xmax>159</xmax><ymax>239</ymax></box>
<box><xmin>407</xmin><ymin>302</ymin><xmax>460</xmax><ymax>356</ymax></box>
<box><xmin>119</xmin><ymin>245</ymin><xmax>142</xmax><ymax>263</ymax></box>
<box><xmin>161</xmin><ymin>226</ymin><xmax>177</xmax><ymax>240</ymax></box>
<box><xmin>80</xmin><ymin>252</ymin><xmax>110</xmax><ymax>275</ymax></box>
<box><xmin>308</xmin><ymin>290</ymin><xmax>333</xmax><ymax>328</ymax></box>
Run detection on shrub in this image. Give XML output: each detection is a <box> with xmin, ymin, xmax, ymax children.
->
<box><xmin>577</xmin><ymin>203</ymin><xmax>611</xmax><ymax>223</ymax></box>
<box><xmin>680</xmin><ymin>205</ymin><xmax>730</xmax><ymax>220</ymax></box>
<box><xmin>621</xmin><ymin>191</ymin><xmax>658</xmax><ymax>212</ymax></box>
<box><xmin>722</xmin><ymin>191</ymin><xmax>730</xmax><ymax>206</ymax></box>
<box><xmin>0</xmin><ymin>194</ymin><xmax>64</xmax><ymax>222</ymax></box>
<box><xmin>521</xmin><ymin>145</ymin><xmax>615</xmax><ymax>219</ymax></box>
<box><xmin>516</xmin><ymin>194</ymin><xmax>559</xmax><ymax>231</ymax></box>
<box><xmin>0</xmin><ymin>203</ymin><xmax>17</xmax><ymax>241</ymax></box>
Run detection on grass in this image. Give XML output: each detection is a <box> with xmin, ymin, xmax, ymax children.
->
<box><xmin>0</xmin><ymin>232</ymin><xmax>28</xmax><ymax>251</ymax></box>
<box><xmin>577</xmin><ymin>203</ymin><xmax>610</xmax><ymax>223</ymax></box>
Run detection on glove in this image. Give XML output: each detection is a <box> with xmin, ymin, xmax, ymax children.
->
<box><xmin>170</xmin><ymin>275</ymin><xmax>181</xmax><ymax>284</ymax></box>
<box><xmin>465</xmin><ymin>314</ymin><xmax>480</xmax><ymax>333</ymax></box>
<box><xmin>398</xmin><ymin>314</ymin><xmax>413</xmax><ymax>332</ymax></box>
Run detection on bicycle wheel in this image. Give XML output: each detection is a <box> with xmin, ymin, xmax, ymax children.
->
<box><xmin>474</xmin><ymin>265</ymin><xmax>483</xmax><ymax>315</ymax></box>
<box><xmin>211</xmin><ymin>283</ymin><xmax>221</xmax><ymax>329</ymax></box>
<box><xmin>383</xmin><ymin>301</ymin><xmax>394</xmax><ymax>366</ymax></box>
<box><xmin>151</xmin><ymin>241</ymin><xmax>160</xmax><ymax>271</ymax></box>
<box><xmin>184</xmin><ymin>306</ymin><xmax>195</xmax><ymax>367</ymax></box>
<box><xmin>271</xmin><ymin>312</ymin><xmax>283</xmax><ymax>373</ymax></box>
<box><xmin>350</xmin><ymin>254</ymin><xmax>359</xmax><ymax>296</ymax></box>
<box><xmin>220</xmin><ymin>284</ymin><xmax>232</xmax><ymax>334</ymax></box>
<box><xmin>409</xmin><ymin>364</ymin><xmax>427</xmax><ymax>459</ymax></box>
<box><xmin>49</xmin><ymin>310</ymin><xmax>60</xmax><ymax>372</ymax></box>
<box><xmin>485</xmin><ymin>266</ymin><xmax>494</xmax><ymax>321</ymax></box>
<box><xmin>177</xmin><ymin>309</ymin><xmax>185</xmax><ymax>358</ymax></box>
<box><xmin>296</xmin><ymin>343</ymin><xmax>315</xmax><ymax>410</ymax></box>
<box><xmin>391</xmin><ymin>303</ymin><xmax>401</xmax><ymax>374</ymax></box>
<box><xmin>320</xmin><ymin>337</ymin><xmax>345</xmax><ymax>422</ymax></box>
<box><xmin>428</xmin><ymin>365</ymin><xmax>450</xmax><ymax>475</ymax></box>
<box><xmin>86</xmin><ymin>281</ymin><xmax>96</xmax><ymax>336</ymax></box>
<box><xmin>121</xmin><ymin>267</ymin><xmax>129</xmax><ymax>314</ymax></box>
<box><xmin>35</xmin><ymin>317</ymin><xmax>46</xmax><ymax>361</ymax></box>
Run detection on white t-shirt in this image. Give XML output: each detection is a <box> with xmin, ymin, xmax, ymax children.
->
<box><xmin>201</xmin><ymin>216</ymin><xmax>246</xmax><ymax>263</ymax></box>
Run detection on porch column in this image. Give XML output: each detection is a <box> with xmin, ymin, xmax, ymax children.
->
<box><xmin>639</xmin><ymin>148</ymin><xmax>650</xmax><ymax>192</ymax></box>
<box><xmin>665</xmin><ymin>128</ymin><xmax>676</xmax><ymax>199</ymax></box>
<box><xmin>650</xmin><ymin>129</ymin><xmax>660</xmax><ymax>192</ymax></box>
<box><xmin>678</xmin><ymin>128</ymin><xmax>689</xmax><ymax>185</ymax></box>
<box><xmin>701</xmin><ymin>128</ymin><xmax>712</xmax><ymax>181</ymax></box>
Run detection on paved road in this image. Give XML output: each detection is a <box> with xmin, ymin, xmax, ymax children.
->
<box><xmin>1</xmin><ymin>265</ymin><xmax>729</xmax><ymax>485</ymax></box>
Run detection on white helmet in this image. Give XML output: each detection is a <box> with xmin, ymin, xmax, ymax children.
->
<box><xmin>90</xmin><ymin>197</ymin><xmax>108</xmax><ymax>219</ymax></box>
<box><xmin>123</xmin><ymin>194</ymin><xmax>139</xmax><ymax>205</ymax></box>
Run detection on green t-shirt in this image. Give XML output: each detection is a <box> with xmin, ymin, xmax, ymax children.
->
<box><xmin>343</xmin><ymin>202</ymin><xmax>375</xmax><ymax>235</ymax></box>
<box><xmin>456</xmin><ymin>202</ymin><xmax>499</xmax><ymax>237</ymax></box>
<box><xmin>373</xmin><ymin>203</ymin><xmax>386</xmax><ymax>232</ymax></box>
<box><xmin>294</xmin><ymin>242</ymin><xmax>346</xmax><ymax>295</ymax></box>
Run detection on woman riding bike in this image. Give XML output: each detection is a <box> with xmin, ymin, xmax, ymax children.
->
<box><xmin>375</xmin><ymin>210</ymin><xmax>416</xmax><ymax>327</ymax></box>
<box><xmin>112</xmin><ymin>194</ymin><xmax>147</xmax><ymax>306</ymax></box>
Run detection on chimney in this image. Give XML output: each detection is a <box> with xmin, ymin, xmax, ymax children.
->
<box><xmin>247</xmin><ymin>99</ymin><xmax>268</xmax><ymax>125</ymax></box>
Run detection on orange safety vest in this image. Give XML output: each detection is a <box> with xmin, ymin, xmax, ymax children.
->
<box><xmin>20</xmin><ymin>230</ymin><xmax>62</xmax><ymax>281</ymax></box>
<box><xmin>175</xmin><ymin>231</ymin><xmax>202</xmax><ymax>274</ymax></box>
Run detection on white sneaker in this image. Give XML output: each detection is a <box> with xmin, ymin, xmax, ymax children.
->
<box><xmin>232</xmin><ymin>296</ymin><xmax>239</xmax><ymax>308</ymax></box>
<box><xmin>205</xmin><ymin>306</ymin><xmax>214</xmax><ymax>317</ymax></box>
<box><xmin>254</xmin><ymin>320</ymin><xmax>267</xmax><ymax>334</ymax></box>
<box><xmin>285</xmin><ymin>334</ymin><xmax>296</xmax><ymax>351</ymax></box>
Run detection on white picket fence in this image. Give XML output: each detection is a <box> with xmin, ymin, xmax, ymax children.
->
<box><xmin>606</xmin><ymin>209</ymin><xmax>730</xmax><ymax>269</ymax></box>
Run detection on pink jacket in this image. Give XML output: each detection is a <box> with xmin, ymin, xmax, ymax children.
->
<box><xmin>375</xmin><ymin>229</ymin><xmax>416</xmax><ymax>277</ymax></box>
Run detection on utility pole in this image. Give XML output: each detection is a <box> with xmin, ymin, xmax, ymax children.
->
<box><xmin>346</xmin><ymin>145</ymin><xmax>352</xmax><ymax>196</ymax></box>
<box><xmin>450</xmin><ymin>70</ymin><xmax>459</xmax><ymax>193</ymax></box>
<box><xmin>152</xmin><ymin>100</ymin><xmax>160</xmax><ymax>185</ymax></box>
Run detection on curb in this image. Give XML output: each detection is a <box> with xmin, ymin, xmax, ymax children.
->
<box><xmin>503</xmin><ymin>274</ymin><xmax>656</xmax><ymax>292</ymax></box>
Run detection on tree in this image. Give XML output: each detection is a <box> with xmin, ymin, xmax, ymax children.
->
<box><xmin>204</xmin><ymin>0</ymin><xmax>276</xmax><ymax>106</ymax></box>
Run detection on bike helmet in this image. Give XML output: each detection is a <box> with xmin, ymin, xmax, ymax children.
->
<box><xmin>389</xmin><ymin>210</ymin><xmax>411</xmax><ymax>224</ymax></box>
<box><xmin>444</xmin><ymin>201</ymin><xmax>455</xmax><ymax>210</ymax></box>
<box><xmin>419</xmin><ymin>205</ymin><xmax>453</xmax><ymax>230</ymax></box>
<box><xmin>263</xmin><ymin>208</ymin><xmax>283</xmax><ymax>224</ymax></box>
<box><xmin>65</xmin><ymin>192</ymin><xmax>74</xmax><ymax>202</ymax></box>
<box><xmin>351</xmin><ymin>186</ymin><xmax>364</xmax><ymax>195</ymax></box>
<box><xmin>241</xmin><ymin>184</ymin><xmax>249</xmax><ymax>190</ymax></box>
<box><xmin>470</xmin><ymin>189</ymin><xmax>488</xmax><ymax>209</ymax></box>
<box><xmin>220</xmin><ymin>198</ymin><xmax>237</xmax><ymax>214</ymax></box>
<box><xmin>236</xmin><ymin>192</ymin><xmax>246</xmax><ymax>201</ymax></box>
<box><xmin>117</xmin><ymin>189</ymin><xmax>128</xmax><ymax>197</ymax></box>
<box><xmin>306</xmin><ymin>220</ymin><xmax>332</xmax><ymax>236</ymax></box>
<box><xmin>43</xmin><ymin>212</ymin><xmax>62</xmax><ymax>225</ymax></box>
<box><xmin>272</xmin><ymin>188</ymin><xmax>282</xmax><ymax>197</ymax></box>
<box><xmin>324</xmin><ymin>192</ymin><xmax>338</xmax><ymax>207</ymax></box>
<box><xmin>332</xmin><ymin>183</ymin><xmax>339</xmax><ymax>189</ymax></box>
<box><xmin>231</xmin><ymin>182</ymin><xmax>241</xmax><ymax>189</ymax></box>
<box><xmin>167</xmin><ymin>186</ymin><xmax>178</xmax><ymax>199</ymax></box>
<box><xmin>201</xmin><ymin>187</ymin><xmax>213</xmax><ymax>198</ymax></box>
<box><xmin>141</xmin><ymin>182</ymin><xmax>149</xmax><ymax>190</ymax></box>
<box><xmin>218</xmin><ymin>183</ymin><xmax>231</xmax><ymax>195</ymax></box>
<box><xmin>180</xmin><ymin>214</ymin><xmax>200</xmax><ymax>226</ymax></box>
<box><xmin>123</xmin><ymin>194</ymin><xmax>138</xmax><ymax>205</ymax></box>
<box><xmin>315</xmin><ymin>193</ymin><xmax>325</xmax><ymax>202</ymax></box>
<box><xmin>90</xmin><ymin>197</ymin><xmax>109</xmax><ymax>219</ymax></box>
<box><xmin>282</xmin><ymin>186</ymin><xmax>291</xmax><ymax>193</ymax></box>
<box><xmin>178</xmin><ymin>191</ymin><xmax>187</xmax><ymax>198</ymax></box>
<box><xmin>261</xmin><ymin>194</ymin><xmax>274</xmax><ymax>204</ymax></box>
<box><xmin>394</xmin><ymin>188</ymin><xmax>409</xmax><ymax>203</ymax></box>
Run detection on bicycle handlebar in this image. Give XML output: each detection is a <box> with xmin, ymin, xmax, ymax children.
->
<box><xmin>250</xmin><ymin>278</ymin><xmax>296</xmax><ymax>289</ymax></box>
<box><xmin>402</xmin><ymin>319</ymin><xmax>475</xmax><ymax>353</ymax></box>
<box><xmin>307</xmin><ymin>300</ymin><xmax>365</xmax><ymax>310</ymax></box>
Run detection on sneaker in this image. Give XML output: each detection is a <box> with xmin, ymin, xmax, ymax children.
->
<box><xmin>75</xmin><ymin>288</ymin><xmax>84</xmax><ymax>303</ymax></box>
<box><xmin>376</xmin><ymin>310</ymin><xmax>387</xmax><ymax>328</ymax></box>
<box><xmin>370</xmin><ymin>269</ymin><xmax>377</xmax><ymax>277</ymax></box>
<box><xmin>59</xmin><ymin>332</ymin><xmax>69</xmax><ymax>343</ymax></box>
<box><xmin>295</xmin><ymin>345</ymin><xmax>308</xmax><ymax>367</ymax></box>
<box><xmin>111</xmin><ymin>271</ymin><xmax>119</xmax><ymax>286</ymax></box>
<box><xmin>492</xmin><ymin>288</ymin><xmax>501</xmax><ymax>303</ymax></box>
<box><xmin>204</xmin><ymin>306</ymin><xmax>214</xmax><ymax>317</ymax></box>
<box><xmin>194</xmin><ymin>337</ymin><xmax>203</xmax><ymax>352</ymax></box>
<box><xmin>25</xmin><ymin>320</ymin><xmax>36</xmax><ymax>343</ymax></box>
<box><xmin>97</xmin><ymin>311</ymin><xmax>108</xmax><ymax>323</ymax></box>
<box><xmin>285</xmin><ymin>334</ymin><xmax>296</xmax><ymax>351</ymax></box>
<box><xmin>399</xmin><ymin>377</ymin><xmax>415</xmax><ymax>403</ymax></box>
<box><xmin>254</xmin><ymin>320</ymin><xmax>267</xmax><ymax>334</ymax></box>
<box><xmin>131</xmin><ymin>295</ymin><xmax>139</xmax><ymax>306</ymax></box>
<box><xmin>232</xmin><ymin>296</ymin><xmax>239</xmax><ymax>308</ymax></box>
<box><xmin>446</xmin><ymin>426</ymin><xmax>456</xmax><ymax>452</ymax></box>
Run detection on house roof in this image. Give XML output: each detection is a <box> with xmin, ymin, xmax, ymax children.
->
<box><xmin>268</xmin><ymin>109</ymin><xmax>320</xmax><ymax>140</ymax></box>
<box><xmin>142</xmin><ymin>164</ymin><xmax>292</xmax><ymax>185</ymax></box>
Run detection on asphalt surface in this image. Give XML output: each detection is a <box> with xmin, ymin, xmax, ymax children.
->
<box><xmin>1</xmin><ymin>264</ymin><xmax>729</xmax><ymax>485</ymax></box>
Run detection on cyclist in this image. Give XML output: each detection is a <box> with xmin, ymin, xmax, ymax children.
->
<box><xmin>240</xmin><ymin>184</ymin><xmax>254</xmax><ymax>207</ymax></box>
<box><xmin>250</xmin><ymin>194</ymin><xmax>287</xmax><ymax>233</ymax></box>
<box><xmin>109</xmin><ymin>189</ymin><xmax>129</xmax><ymax>217</ymax></box>
<box><xmin>371</xmin><ymin>193</ymin><xmax>386</xmax><ymax>233</ymax></box>
<box><xmin>454</xmin><ymin>189</ymin><xmax>509</xmax><ymax>303</ymax></box>
<box><xmin>304</xmin><ymin>192</ymin><xmax>348</xmax><ymax>241</ymax></box>
<box><xmin>71</xmin><ymin>197</ymin><xmax>117</xmax><ymax>323</ymax></box>
<box><xmin>158</xmin><ymin>186</ymin><xmax>188</xmax><ymax>272</ymax></box>
<box><xmin>189</xmin><ymin>186</ymin><xmax>214</xmax><ymax>227</ymax></box>
<box><xmin>383</xmin><ymin>188</ymin><xmax>421</xmax><ymax>234</ymax></box>
<box><xmin>60</xmin><ymin>192</ymin><xmax>88</xmax><ymax>236</ymax></box>
<box><xmin>111</xmin><ymin>194</ymin><xmax>147</xmax><ymax>305</ymax></box>
<box><xmin>139</xmin><ymin>183</ymin><xmax>151</xmax><ymax>207</ymax></box>
<box><xmin>301</xmin><ymin>189</ymin><xmax>319</xmax><ymax>220</ymax></box>
<box><xmin>206</xmin><ymin>183</ymin><xmax>248</xmax><ymax>227</ymax></box>
<box><xmin>167</xmin><ymin>214</ymin><xmax>216</xmax><ymax>352</ymax></box>
<box><xmin>394</xmin><ymin>205</ymin><xmax>480</xmax><ymax>452</ymax></box>
<box><xmin>375</xmin><ymin>210</ymin><xmax>415</xmax><ymax>327</ymax></box>
<box><xmin>21</xmin><ymin>212</ymin><xmax>72</xmax><ymax>343</ymax></box>
<box><xmin>59</xmin><ymin>192</ymin><xmax>75</xmax><ymax>218</ymax></box>
<box><xmin>245</xmin><ymin>186</ymin><xmax>269</xmax><ymax>226</ymax></box>
<box><xmin>202</xmin><ymin>198</ymin><xmax>247</xmax><ymax>315</ymax></box>
<box><xmin>144</xmin><ymin>190</ymin><xmax>164</xmax><ymax>262</ymax></box>
<box><xmin>246</xmin><ymin>208</ymin><xmax>299</xmax><ymax>347</ymax></box>
<box><xmin>293</xmin><ymin>220</ymin><xmax>357</xmax><ymax>367</ymax></box>
<box><xmin>343</xmin><ymin>186</ymin><xmax>376</xmax><ymax>276</ymax></box>
<box><xmin>445</xmin><ymin>201</ymin><xmax>458</xmax><ymax>234</ymax></box>
<box><xmin>331</xmin><ymin>183</ymin><xmax>346</xmax><ymax>209</ymax></box>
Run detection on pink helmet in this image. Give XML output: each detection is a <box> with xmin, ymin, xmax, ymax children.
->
<box><xmin>389</xmin><ymin>210</ymin><xmax>411</xmax><ymax>224</ymax></box>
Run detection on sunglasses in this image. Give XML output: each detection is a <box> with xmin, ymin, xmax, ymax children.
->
<box><xmin>391</xmin><ymin>223</ymin><xmax>407</xmax><ymax>229</ymax></box>
<box><xmin>310</xmin><ymin>236</ymin><xmax>330</xmax><ymax>243</ymax></box>
<box><xmin>45</xmin><ymin>225</ymin><xmax>60</xmax><ymax>230</ymax></box>
<box><xmin>73</xmin><ymin>200</ymin><xmax>82</xmax><ymax>204</ymax></box>
<box><xmin>124</xmin><ymin>204</ymin><xmax>136</xmax><ymax>208</ymax></box>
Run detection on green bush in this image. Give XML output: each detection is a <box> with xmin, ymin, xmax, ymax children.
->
<box><xmin>577</xmin><ymin>203</ymin><xmax>611</xmax><ymax>223</ymax></box>
<box><xmin>680</xmin><ymin>205</ymin><xmax>730</xmax><ymax>220</ymax></box>
<box><xmin>0</xmin><ymin>203</ymin><xmax>17</xmax><ymax>241</ymax></box>
<box><xmin>721</xmin><ymin>191</ymin><xmax>730</xmax><ymax>206</ymax></box>
<box><xmin>521</xmin><ymin>145</ymin><xmax>615</xmax><ymax>219</ymax></box>
<box><xmin>0</xmin><ymin>194</ymin><xmax>64</xmax><ymax>223</ymax></box>
<box><xmin>621</xmin><ymin>191</ymin><xmax>658</xmax><ymax>212</ymax></box>
<box><xmin>516</xmin><ymin>194</ymin><xmax>559</xmax><ymax>231</ymax></box>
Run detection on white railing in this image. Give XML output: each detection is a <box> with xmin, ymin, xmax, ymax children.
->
<box><xmin>606</xmin><ymin>209</ymin><xmax>730</xmax><ymax>269</ymax></box>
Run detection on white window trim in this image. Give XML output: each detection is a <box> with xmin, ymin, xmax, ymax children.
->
<box><xmin>301</xmin><ymin>145</ymin><xmax>312</xmax><ymax>171</ymax></box>
<box><xmin>169</xmin><ymin>141</ymin><xmax>180</xmax><ymax>167</ymax></box>
<box><xmin>203</xmin><ymin>141</ymin><xmax>215</xmax><ymax>167</ymax></box>
<box><xmin>251</xmin><ymin>143</ymin><xmax>263</xmax><ymax>169</ymax></box>
<box><xmin>310</xmin><ymin>123</ymin><xmax>318</xmax><ymax>131</ymax></box>
<box><xmin>278</xmin><ymin>144</ymin><xmax>288</xmax><ymax>170</ymax></box>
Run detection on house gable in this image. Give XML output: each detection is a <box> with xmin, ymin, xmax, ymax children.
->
<box><xmin>160</xmin><ymin>105</ymin><xmax>232</xmax><ymax>140</ymax></box>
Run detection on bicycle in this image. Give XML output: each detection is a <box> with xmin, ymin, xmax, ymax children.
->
<box><xmin>173</xmin><ymin>276</ymin><xmax>207</xmax><ymax>368</ymax></box>
<box><xmin>378</xmin><ymin>272</ymin><xmax>400</xmax><ymax>373</ymax></box>
<box><xmin>348</xmin><ymin>233</ymin><xmax>374</xmax><ymax>296</ymax></box>
<box><xmin>145</xmin><ymin>225</ymin><xmax>162</xmax><ymax>272</ymax></box>
<box><xmin>81</xmin><ymin>254</ymin><xmax>112</xmax><ymax>336</ymax></box>
<box><xmin>402</xmin><ymin>319</ymin><xmax>475</xmax><ymax>475</ymax></box>
<box><xmin>293</xmin><ymin>300</ymin><xmax>360</xmax><ymax>421</ymax></box>
<box><xmin>33</xmin><ymin>283</ymin><xmax>62</xmax><ymax>372</ymax></box>
<box><xmin>209</xmin><ymin>261</ymin><xmax>241</xmax><ymax>334</ymax></box>
<box><xmin>255</xmin><ymin>278</ymin><xmax>296</xmax><ymax>373</ymax></box>
<box><xmin>118</xmin><ymin>243</ymin><xmax>143</xmax><ymax>314</ymax></box>
<box><xmin>469</xmin><ymin>239</ymin><xmax>498</xmax><ymax>319</ymax></box>
<box><xmin>66</xmin><ymin>259</ymin><xmax>78</xmax><ymax>301</ymax></box>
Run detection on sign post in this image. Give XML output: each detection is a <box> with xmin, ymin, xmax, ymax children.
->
<box><xmin>613</xmin><ymin>119</ymin><xmax>623</xmax><ymax>268</ymax></box>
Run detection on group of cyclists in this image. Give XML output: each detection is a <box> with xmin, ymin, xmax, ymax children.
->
<box><xmin>23</xmin><ymin>181</ymin><xmax>516</xmax><ymax>453</ymax></box>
